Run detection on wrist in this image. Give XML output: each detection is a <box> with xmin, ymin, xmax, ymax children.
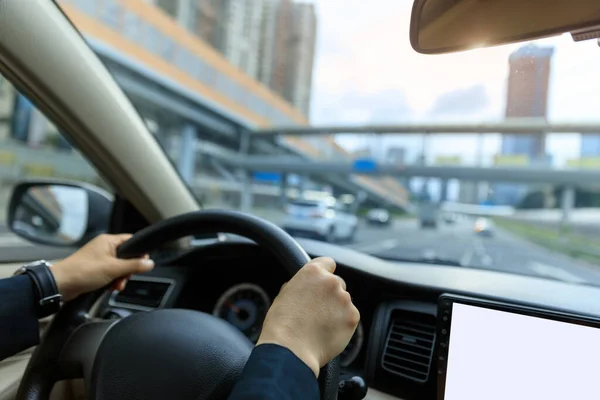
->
<box><xmin>257</xmin><ymin>327</ymin><xmax>320</xmax><ymax>378</ymax></box>
<box><xmin>49</xmin><ymin>261</ymin><xmax>78</xmax><ymax>302</ymax></box>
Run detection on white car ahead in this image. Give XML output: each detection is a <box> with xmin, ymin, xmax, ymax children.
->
<box><xmin>282</xmin><ymin>200</ymin><xmax>358</xmax><ymax>242</ymax></box>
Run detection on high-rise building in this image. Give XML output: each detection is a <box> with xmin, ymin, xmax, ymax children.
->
<box><xmin>284</xmin><ymin>2</ymin><xmax>317</xmax><ymax>117</ymax></box>
<box><xmin>257</xmin><ymin>0</ymin><xmax>316</xmax><ymax>117</ymax></box>
<box><xmin>495</xmin><ymin>44</ymin><xmax>554</xmax><ymax>205</ymax></box>
<box><xmin>258</xmin><ymin>0</ymin><xmax>293</xmax><ymax>93</ymax></box>
<box><xmin>193</xmin><ymin>0</ymin><xmax>219</xmax><ymax>45</ymax></box>
<box><xmin>502</xmin><ymin>44</ymin><xmax>554</xmax><ymax>158</ymax></box>
<box><xmin>152</xmin><ymin>0</ymin><xmax>218</xmax><ymax>45</ymax></box>
<box><xmin>151</xmin><ymin>0</ymin><xmax>316</xmax><ymax>118</ymax></box>
<box><xmin>153</xmin><ymin>0</ymin><xmax>265</xmax><ymax>77</ymax></box>
<box><xmin>212</xmin><ymin>0</ymin><xmax>265</xmax><ymax>79</ymax></box>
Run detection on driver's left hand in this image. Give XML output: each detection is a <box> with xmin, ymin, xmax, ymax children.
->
<box><xmin>50</xmin><ymin>234</ymin><xmax>155</xmax><ymax>302</ymax></box>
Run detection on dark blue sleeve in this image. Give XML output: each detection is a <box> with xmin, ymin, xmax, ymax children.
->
<box><xmin>228</xmin><ymin>343</ymin><xmax>319</xmax><ymax>400</ymax></box>
<box><xmin>0</xmin><ymin>275</ymin><xmax>40</xmax><ymax>361</ymax></box>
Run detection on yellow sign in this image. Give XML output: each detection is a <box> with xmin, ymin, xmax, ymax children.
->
<box><xmin>22</xmin><ymin>164</ymin><xmax>55</xmax><ymax>177</ymax></box>
<box><xmin>494</xmin><ymin>155</ymin><xmax>529</xmax><ymax>166</ymax></box>
<box><xmin>0</xmin><ymin>151</ymin><xmax>16</xmax><ymax>166</ymax></box>
<box><xmin>434</xmin><ymin>156</ymin><xmax>461</xmax><ymax>165</ymax></box>
<box><xmin>566</xmin><ymin>158</ymin><xmax>600</xmax><ymax>169</ymax></box>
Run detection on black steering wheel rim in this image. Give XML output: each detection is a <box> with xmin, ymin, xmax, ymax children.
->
<box><xmin>17</xmin><ymin>210</ymin><xmax>340</xmax><ymax>400</ymax></box>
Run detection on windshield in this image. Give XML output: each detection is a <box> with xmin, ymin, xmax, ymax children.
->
<box><xmin>58</xmin><ymin>1</ymin><xmax>600</xmax><ymax>285</ymax></box>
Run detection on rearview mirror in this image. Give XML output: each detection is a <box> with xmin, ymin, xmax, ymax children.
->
<box><xmin>410</xmin><ymin>0</ymin><xmax>600</xmax><ymax>54</ymax></box>
<box><xmin>8</xmin><ymin>181</ymin><xmax>112</xmax><ymax>247</ymax></box>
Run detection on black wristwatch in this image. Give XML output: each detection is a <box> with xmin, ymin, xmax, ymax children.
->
<box><xmin>14</xmin><ymin>260</ymin><xmax>62</xmax><ymax>318</ymax></box>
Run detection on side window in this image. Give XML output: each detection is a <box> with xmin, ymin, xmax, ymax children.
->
<box><xmin>0</xmin><ymin>73</ymin><xmax>112</xmax><ymax>257</ymax></box>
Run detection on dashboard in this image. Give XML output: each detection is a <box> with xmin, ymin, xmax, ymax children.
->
<box><xmin>98</xmin><ymin>237</ymin><xmax>600</xmax><ymax>400</ymax></box>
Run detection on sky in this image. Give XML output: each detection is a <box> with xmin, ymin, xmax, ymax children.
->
<box><xmin>307</xmin><ymin>0</ymin><xmax>600</xmax><ymax>169</ymax></box>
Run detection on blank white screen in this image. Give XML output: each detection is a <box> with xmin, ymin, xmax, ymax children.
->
<box><xmin>444</xmin><ymin>303</ymin><xmax>600</xmax><ymax>400</ymax></box>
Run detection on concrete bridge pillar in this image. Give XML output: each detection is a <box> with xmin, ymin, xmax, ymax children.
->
<box><xmin>177</xmin><ymin>124</ymin><xmax>197</xmax><ymax>184</ymax></box>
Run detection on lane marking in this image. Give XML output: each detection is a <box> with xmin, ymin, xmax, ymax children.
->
<box><xmin>473</xmin><ymin>238</ymin><xmax>494</xmax><ymax>267</ymax></box>
<box><xmin>460</xmin><ymin>245</ymin><xmax>475</xmax><ymax>266</ymax></box>
<box><xmin>527</xmin><ymin>261</ymin><xmax>588</xmax><ymax>284</ymax></box>
<box><xmin>352</xmin><ymin>238</ymin><xmax>399</xmax><ymax>253</ymax></box>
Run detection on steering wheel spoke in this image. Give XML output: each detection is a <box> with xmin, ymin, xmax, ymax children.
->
<box><xmin>59</xmin><ymin>320</ymin><xmax>117</xmax><ymax>389</ymax></box>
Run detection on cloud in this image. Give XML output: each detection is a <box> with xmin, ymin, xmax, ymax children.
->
<box><xmin>311</xmin><ymin>88</ymin><xmax>413</xmax><ymax>125</ymax></box>
<box><xmin>309</xmin><ymin>0</ymin><xmax>600</xmax><ymax>165</ymax></box>
<box><xmin>310</xmin><ymin>0</ymin><xmax>521</xmax><ymax>122</ymax></box>
<box><xmin>429</xmin><ymin>85</ymin><xmax>490</xmax><ymax>117</ymax></box>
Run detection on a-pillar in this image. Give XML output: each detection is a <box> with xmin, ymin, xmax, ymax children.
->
<box><xmin>177</xmin><ymin>124</ymin><xmax>197</xmax><ymax>185</ymax></box>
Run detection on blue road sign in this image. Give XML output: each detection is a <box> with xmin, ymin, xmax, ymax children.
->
<box><xmin>253</xmin><ymin>172</ymin><xmax>282</xmax><ymax>183</ymax></box>
<box><xmin>353</xmin><ymin>159</ymin><xmax>378</xmax><ymax>173</ymax></box>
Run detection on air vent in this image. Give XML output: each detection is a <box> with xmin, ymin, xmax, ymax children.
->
<box><xmin>111</xmin><ymin>277</ymin><xmax>174</xmax><ymax>310</ymax></box>
<box><xmin>381</xmin><ymin>310</ymin><xmax>436</xmax><ymax>382</ymax></box>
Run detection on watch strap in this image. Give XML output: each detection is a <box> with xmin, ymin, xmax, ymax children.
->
<box><xmin>15</xmin><ymin>261</ymin><xmax>61</xmax><ymax>318</ymax></box>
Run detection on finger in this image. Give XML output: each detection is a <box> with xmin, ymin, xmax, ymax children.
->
<box><xmin>109</xmin><ymin>279</ymin><xmax>121</xmax><ymax>291</ymax></box>
<box><xmin>111</xmin><ymin>257</ymin><xmax>155</xmax><ymax>278</ymax></box>
<box><xmin>112</xmin><ymin>233</ymin><xmax>133</xmax><ymax>246</ymax></box>
<box><xmin>117</xmin><ymin>274</ymin><xmax>132</xmax><ymax>292</ymax></box>
<box><xmin>311</xmin><ymin>257</ymin><xmax>336</xmax><ymax>274</ymax></box>
<box><xmin>113</xmin><ymin>277</ymin><xmax>127</xmax><ymax>292</ymax></box>
<box><xmin>109</xmin><ymin>274</ymin><xmax>128</xmax><ymax>292</ymax></box>
<box><xmin>336</xmin><ymin>275</ymin><xmax>347</xmax><ymax>291</ymax></box>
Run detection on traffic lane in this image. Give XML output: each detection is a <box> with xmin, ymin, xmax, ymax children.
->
<box><xmin>478</xmin><ymin>228</ymin><xmax>600</xmax><ymax>286</ymax></box>
<box><xmin>353</xmin><ymin>216</ymin><xmax>600</xmax><ymax>287</ymax></box>
<box><xmin>352</xmin><ymin>217</ymin><xmax>477</xmax><ymax>262</ymax></box>
<box><xmin>351</xmin><ymin>219</ymin><xmax>408</xmax><ymax>247</ymax></box>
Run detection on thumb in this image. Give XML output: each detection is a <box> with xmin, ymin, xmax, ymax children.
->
<box><xmin>111</xmin><ymin>257</ymin><xmax>155</xmax><ymax>278</ymax></box>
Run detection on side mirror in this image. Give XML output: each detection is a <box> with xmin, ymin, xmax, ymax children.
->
<box><xmin>7</xmin><ymin>180</ymin><xmax>113</xmax><ymax>247</ymax></box>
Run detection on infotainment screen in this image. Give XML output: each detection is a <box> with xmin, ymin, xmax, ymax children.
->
<box><xmin>437</xmin><ymin>295</ymin><xmax>600</xmax><ymax>400</ymax></box>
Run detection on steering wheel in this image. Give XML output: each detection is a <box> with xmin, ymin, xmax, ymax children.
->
<box><xmin>16</xmin><ymin>210</ymin><xmax>340</xmax><ymax>400</ymax></box>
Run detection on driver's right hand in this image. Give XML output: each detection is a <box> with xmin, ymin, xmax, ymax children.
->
<box><xmin>256</xmin><ymin>257</ymin><xmax>360</xmax><ymax>377</ymax></box>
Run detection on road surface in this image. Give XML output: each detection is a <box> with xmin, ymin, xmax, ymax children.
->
<box><xmin>1</xmin><ymin>218</ymin><xmax>600</xmax><ymax>287</ymax></box>
<box><xmin>350</xmin><ymin>216</ymin><xmax>600</xmax><ymax>286</ymax></box>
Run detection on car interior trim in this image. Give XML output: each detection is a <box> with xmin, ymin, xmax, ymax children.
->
<box><xmin>107</xmin><ymin>275</ymin><xmax>176</xmax><ymax>312</ymax></box>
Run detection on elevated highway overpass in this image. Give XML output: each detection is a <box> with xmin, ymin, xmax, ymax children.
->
<box><xmin>204</xmin><ymin>153</ymin><xmax>600</xmax><ymax>186</ymax></box>
<box><xmin>59</xmin><ymin>1</ymin><xmax>408</xmax><ymax>210</ymax></box>
<box><xmin>254</xmin><ymin>120</ymin><xmax>600</xmax><ymax>136</ymax></box>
